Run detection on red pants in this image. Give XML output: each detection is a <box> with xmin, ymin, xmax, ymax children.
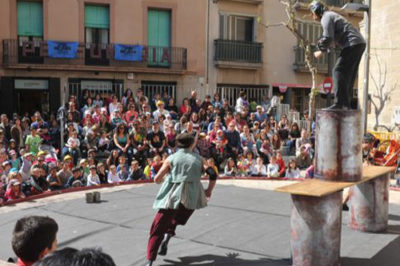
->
<box><xmin>146</xmin><ymin>204</ymin><xmax>194</xmax><ymax>261</ymax></box>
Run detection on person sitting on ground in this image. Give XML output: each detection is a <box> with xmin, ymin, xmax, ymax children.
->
<box><xmin>285</xmin><ymin>159</ymin><xmax>301</xmax><ymax>179</ymax></box>
<box><xmin>295</xmin><ymin>145</ymin><xmax>313</xmax><ymax>170</ymax></box>
<box><xmin>150</xmin><ymin>155</ymin><xmax>163</xmax><ymax>180</ymax></box>
<box><xmin>147</xmin><ymin>122</ymin><xmax>166</xmax><ymax>157</ymax></box>
<box><xmin>87</xmin><ymin>165</ymin><xmax>101</xmax><ymax>187</ymax></box>
<box><xmin>118</xmin><ymin>164</ymin><xmax>129</xmax><ymax>181</ymax></box>
<box><xmin>56</xmin><ymin>160</ymin><xmax>73</xmax><ymax>188</ymax></box>
<box><xmin>251</xmin><ymin>157</ymin><xmax>267</xmax><ymax>177</ymax></box>
<box><xmin>127</xmin><ymin>160</ymin><xmax>145</xmax><ymax>181</ymax></box>
<box><xmin>29</xmin><ymin>166</ymin><xmax>49</xmax><ymax>195</ymax></box>
<box><xmin>107</xmin><ymin>165</ymin><xmax>120</xmax><ymax>184</ymax></box>
<box><xmin>65</xmin><ymin>167</ymin><xmax>84</xmax><ymax>188</ymax></box>
<box><xmin>11</xmin><ymin>216</ymin><xmax>58</xmax><ymax>266</ymax></box>
<box><xmin>4</xmin><ymin>179</ymin><xmax>26</xmax><ymax>201</ymax></box>
<box><xmin>46</xmin><ymin>164</ymin><xmax>63</xmax><ymax>191</ymax></box>
<box><xmin>224</xmin><ymin>122</ymin><xmax>241</xmax><ymax>161</ymax></box>
<box><xmin>223</xmin><ymin>157</ymin><xmax>237</xmax><ymax>177</ymax></box>
<box><xmin>143</xmin><ymin>158</ymin><xmax>152</xmax><ymax>180</ymax></box>
<box><xmin>206</xmin><ymin>158</ymin><xmax>219</xmax><ymax>176</ymax></box>
<box><xmin>96</xmin><ymin>162</ymin><xmax>108</xmax><ymax>184</ymax></box>
<box><xmin>276</xmin><ymin>152</ymin><xmax>286</xmax><ymax>177</ymax></box>
<box><xmin>267</xmin><ymin>156</ymin><xmax>280</xmax><ymax>178</ymax></box>
<box><xmin>295</xmin><ymin>129</ymin><xmax>310</xmax><ymax>156</ymax></box>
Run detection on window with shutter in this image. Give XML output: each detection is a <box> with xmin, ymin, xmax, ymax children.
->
<box><xmin>17</xmin><ymin>1</ymin><xmax>43</xmax><ymax>37</ymax></box>
<box><xmin>219</xmin><ymin>14</ymin><xmax>254</xmax><ymax>42</ymax></box>
<box><xmin>147</xmin><ymin>9</ymin><xmax>171</xmax><ymax>67</ymax></box>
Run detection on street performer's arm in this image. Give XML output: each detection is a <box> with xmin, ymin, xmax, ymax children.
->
<box><xmin>315</xmin><ymin>14</ymin><xmax>334</xmax><ymax>59</ymax></box>
<box><xmin>154</xmin><ymin>159</ymin><xmax>171</xmax><ymax>184</ymax></box>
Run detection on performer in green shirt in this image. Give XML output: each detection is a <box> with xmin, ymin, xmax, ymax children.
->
<box><xmin>145</xmin><ymin>133</ymin><xmax>217</xmax><ymax>266</ymax></box>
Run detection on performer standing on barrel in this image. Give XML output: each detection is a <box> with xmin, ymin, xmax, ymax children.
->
<box><xmin>145</xmin><ymin>133</ymin><xmax>217</xmax><ymax>266</ymax></box>
<box><xmin>310</xmin><ymin>0</ymin><xmax>366</xmax><ymax>110</ymax></box>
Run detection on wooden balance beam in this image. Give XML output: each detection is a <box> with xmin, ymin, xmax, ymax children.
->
<box><xmin>276</xmin><ymin>165</ymin><xmax>395</xmax><ymax>197</ymax></box>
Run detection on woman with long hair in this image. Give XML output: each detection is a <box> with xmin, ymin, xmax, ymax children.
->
<box><xmin>271</xmin><ymin>133</ymin><xmax>281</xmax><ymax>151</ymax></box>
<box><xmin>113</xmin><ymin>123</ymin><xmax>133</xmax><ymax>163</ymax></box>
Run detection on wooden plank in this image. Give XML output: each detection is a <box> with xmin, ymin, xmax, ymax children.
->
<box><xmin>275</xmin><ymin>166</ymin><xmax>396</xmax><ymax>197</ymax></box>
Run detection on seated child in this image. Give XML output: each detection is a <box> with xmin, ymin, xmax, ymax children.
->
<box><xmin>128</xmin><ymin>160</ymin><xmax>145</xmax><ymax>181</ymax></box>
<box><xmin>224</xmin><ymin>157</ymin><xmax>237</xmax><ymax>177</ymax></box>
<box><xmin>87</xmin><ymin>165</ymin><xmax>101</xmax><ymax>186</ymax></box>
<box><xmin>107</xmin><ymin>165</ymin><xmax>121</xmax><ymax>184</ymax></box>
<box><xmin>267</xmin><ymin>156</ymin><xmax>280</xmax><ymax>178</ymax></box>
<box><xmin>251</xmin><ymin>157</ymin><xmax>267</xmax><ymax>176</ymax></box>
<box><xmin>150</xmin><ymin>155</ymin><xmax>163</xmax><ymax>179</ymax></box>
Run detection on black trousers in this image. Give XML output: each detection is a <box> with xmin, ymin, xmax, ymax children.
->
<box><xmin>333</xmin><ymin>43</ymin><xmax>366</xmax><ymax>108</ymax></box>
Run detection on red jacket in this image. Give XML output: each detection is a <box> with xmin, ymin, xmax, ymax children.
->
<box><xmin>276</xmin><ymin>158</ymin><xmax>286</xmax><ymax>177</ymax></box>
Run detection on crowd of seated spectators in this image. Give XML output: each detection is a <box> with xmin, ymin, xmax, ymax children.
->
<box><xmin>0</xmin><ymin>88</ymin><xmax>319</xmax><ymax>204</ymax></box>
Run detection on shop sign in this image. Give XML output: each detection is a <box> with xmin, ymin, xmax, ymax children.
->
<box><xmin>14</xmin><ymin>79</ymin><xmax>49</xmax><ymax>90</ymax></box>
<box><xmin>81</xmin><ymin>80</ymin><xmax>113</xmax><ymax>91</ymax></box>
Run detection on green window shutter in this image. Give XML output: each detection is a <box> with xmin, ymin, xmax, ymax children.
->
<box><xmin>17</xmin><ymin>1</ymin><xmax>43</xmax><ymax>37</ymax></box>
<box><xmin>147</xmin><ymin>9</ymin><xmax>170</xmax><ymax>47</ymax></box>
<box><xmin>85</xmin><ymin>5</ymin><xmax>109</xmax><ymax>29</ymax></box>
<box><xmin>148</xmin><ymin>9</ymin><xmax>171</xmax><ymax>67</ymax></box>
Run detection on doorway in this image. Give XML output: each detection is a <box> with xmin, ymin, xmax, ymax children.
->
<box><xmin>16</xmin><ymin>90</ymin><xmax>49</xmax><ymax>116</ymax></box>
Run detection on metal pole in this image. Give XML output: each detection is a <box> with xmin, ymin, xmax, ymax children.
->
<box><xmin>60</xmin><ymin>84</ymin><xmax>66</xmax><ymax>149</ymax></box>
<box><xmin>362</xmin><ymin>0</ymin><xmax>371</xmax><ymax>134</ymax></box>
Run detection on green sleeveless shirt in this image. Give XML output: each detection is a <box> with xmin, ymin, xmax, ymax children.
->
<box><xmin>153</xmin><ymin>149</ymin><xmax>207</xmax><ymax>210</ymax></box>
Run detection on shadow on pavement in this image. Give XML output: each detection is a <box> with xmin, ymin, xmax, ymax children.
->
<box><xmin>342</xmin><ymin>236</ymin><xmax>400</xmax><ymax>266</ymax></box>
<box><xmin>159</xmin><ymin>253</ymin><xmax>291</xmax><ymax>266</ymax></box>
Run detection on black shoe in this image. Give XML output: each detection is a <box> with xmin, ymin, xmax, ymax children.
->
<box><xmin>145</xmin><ymin>260</ymin><xmax>153</xmax><ymax>266</ymax></box>
<box><xmin>158</xmin><ymin>241</ymin><xmax>168</xmax><ymax>256</ymax></box>
<box><xmin>342</xmin><ymin>204</ymin><xmax>349</xmax><ymax>211</ymax></box>
<box><xmin>158</xmin><ymin>233</ymin><xmax>172</xmax><ymax>256</ymax></box>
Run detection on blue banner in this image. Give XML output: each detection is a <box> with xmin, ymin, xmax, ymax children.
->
<box><xmin>114</xmin><ymin>44</ymin><xmax>143</xmax><ymax>61</ymax></box>
<box><xmin>47</xmin><ymin>41</ymin><xmax>79</xmax><ymax>59</ymax></box>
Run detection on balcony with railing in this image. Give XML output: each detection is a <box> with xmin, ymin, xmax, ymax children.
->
<box><xmin>297</xmin><ymin>0</ymin><xmax>364</xmax><ymax>7</ymax></box>
<box><xmin>2</xmin><ymin>39</ymin><xmax>187</xmax><ymax>72</ymax></box>
<box><xmin>293</xmin><ymin>45</ymin><xmax>340</xmax><ymax>74</ymax></box>
<box><xmin>214</xmin><ymin>39</ymin><xmax>263</xmax><ymax>69</ymax></box>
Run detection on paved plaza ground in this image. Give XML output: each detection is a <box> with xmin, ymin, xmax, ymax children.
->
<box><xmin>0</xmin><ymin>180</ymin><xmax>399</xmax><ymax>266</ymax></box>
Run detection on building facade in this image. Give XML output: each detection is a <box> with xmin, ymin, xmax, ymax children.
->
<box><xmin>0</xmin><ymin>0</ymin><xmax>207</xmax><ymax>116</ymax></box>
<box><xmin>207</xmin><ymin>0</ymin><xmax>363</xmax><ymax>114</ymax></box>
<box><xmin>357</xmin><ymin>0</ymin><xmax>400</xmax><ymax>130</ymax></box>
<box><xmin>0</xmin><ymin>0</ymin><xmax>364</xmax><ymax>118</ymax></box>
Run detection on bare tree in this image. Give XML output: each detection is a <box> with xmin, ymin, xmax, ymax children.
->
<box><xmin>370</xmin><ymin>52</ymin><xmax>397</xmax><ymax>131</ymax></box>
<box><xmin>258</xmin><ymin>0</ymin><xmax>318</xmax><ymax>126</ymax></box>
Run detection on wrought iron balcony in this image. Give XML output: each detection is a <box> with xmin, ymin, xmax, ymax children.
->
<box><xmin>214</xmin><ymin>39</ymin><xmax>262</xmax><ymax>67</ymax></box>
<box><xmin>2</xmin><ymin>39</ymin><xmax>187</xmax><ymax>71</ymax></box>
<box><xmin>293</xmin><ymin>45</ymin><xmax>340</xmax><ymax>74</ymax></box>
<box><xmin>297</xmin><ymin>0</ymin><xmax>364</xmax><ymax>7</ymax></box>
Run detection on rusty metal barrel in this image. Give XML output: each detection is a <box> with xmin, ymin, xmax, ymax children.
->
<box><xmin>291</xmin><ymin>192</ymin><xmax>343</xmax><ymax>266</ymax></box>
<box><xmin>315</xmin><ymin>109</ymin><xmax>363</xmax><ymax>182</ymax></box>
<box><xmin>349</xmin><ymin>174</ymin><xmax>390</xmax><ymax>232</ymax></box>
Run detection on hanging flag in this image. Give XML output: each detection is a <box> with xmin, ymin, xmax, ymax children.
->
<box><xmin>114</xmin><ymin>44</ymin><xmax>143</xmax><ymax>61</ymax></box>
<box><xmin>47</xmin><ymin>41</ymin><xmax>79</xmax><ymax>58</ymax></box>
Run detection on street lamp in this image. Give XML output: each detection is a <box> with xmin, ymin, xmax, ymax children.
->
<box><xmin>342</xmin><ymin>1</ymin><xmax>371</xmax><ymax>134</ymax></box>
